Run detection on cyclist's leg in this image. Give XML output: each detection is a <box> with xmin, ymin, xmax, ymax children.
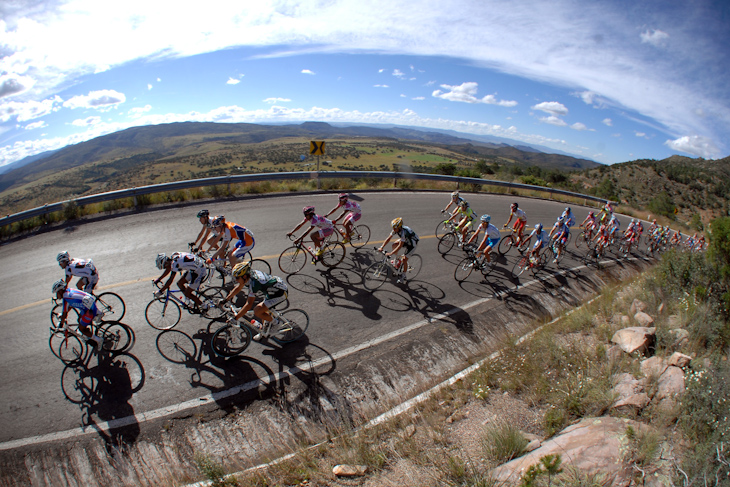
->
<box><xmin>178</xmin><ymin>274</ymin><xmax>202</xmax><ymax>307</ymax></box>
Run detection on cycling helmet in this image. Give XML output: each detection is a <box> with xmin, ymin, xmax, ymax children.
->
<box><xmin>459</xmin><ymin>200</ymin><xmax>469</xmax><ymax>209</ymax></box>
<box><xmin>57</xmin><ymin>251</ymin><xmax>70</xmax><ymax>265</ymax></box>
<box><xmin>511</xmin><ymin>202</ymin><xmax>518</xmax><ymax>209</ymax></box>
<box><xmin>565</xmin><ymin>207</ymin><xmax>571</xmax><ymax>213</ymax></box>
<box><xmin>480</xmin><ymin>214</ymin><xmax>491</xmax><ymax>223</ymax></box>
<box><xmin>52</xmin><ymin>279</ymin><xmax>66</xmax><ymax>294</ymax></box>
<box><xmin>535</xmin><ymin>223</ymin><xmax>543</xmax><ymax>232</ymax></box>
<box><xmin>211</xmin><ymin>215</ymin><xmax>225</xmax><ymax>227</ymax></box>
<box><xmin>303</xmin><ymin>206</ymin><xmax>315</xmax><ymax>217</ymax></box>
<box><xmin>391</xmin><ymin>217</ymin><xmax>403</xmax><ymax>230</ymax></box>
<box><xmin>588</xmin><ymin>211</ymin><xmax>595</xmax><ymax>217</ymax></box>
<box><xmin>232</xmin><ymin>261</ymin><xmax>251</xmax><ymax>279</ymax></box>
<box><xmin>451</xmin><ymin>191</ymin><xmax>460</xmax><ymax>200</ymax></box>
<box><xmin>631</xmin><ymin>218</ymin><xmax>636</xmax><ymax>224</ymax></box>
<box><xmin>557</xmin><ymin>216</ymin><xmax>564</xmax><ymax>223</ymax></box>
<box><xmin>197</xmin><ymin>209</ymin><xmax>209</xmax><ymax>218</ymax></box>
<box><xmin>156</xmin><ymin>253</ymin><xmax>170</xmax><ymax>270</ymax></box>
<box><xmin>338</xmin><ymin>193</ymin><xmax>348</xmax><ymax>201</ymax></box>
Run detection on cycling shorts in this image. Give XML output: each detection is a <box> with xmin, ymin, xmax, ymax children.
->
<box><xmin>233</xmin><ymin>237</ymin><xmax>255</xmax><ymax>259</ymax></box>
<box><xmin>403</xmin><ymin>241</ymin><xmax>418</xmax><ymax>257</ymax></box>
<box><xmin>76</xmin><ymin>274</ymin><xmax>99</xmax><ymax>293</ymax></box>
<box><xmin>262</xmin><ymin>280</ymin><xmax>288</xmax><ymax>309</ymax></box>
<box><xmin>533</xmin><ymin>239</ymin><xmax>545</xmax><ymax>251</ymax></box>
<box><xmin>344</xmin><ymin>212</ymin><xmax>361</xmax><ymax>224</ymax></box>
<box><xmin>513</xmin><ymin>219</ymin><xmax>526</xmax><ymax>234</ymax></box>
<box><xmin>480</xmin><ymin>236</ymin><xmax>500</xmax><ymax>251</ymax></box>
<box><xmin>317</xmin><ymin>227</ymin><xmax>335</xmax><ymax>239</ymax></box>
<box><xmin>182</xmin><ymin>270</ymin><xmax>205</xmax><ymax>291</ymax></box>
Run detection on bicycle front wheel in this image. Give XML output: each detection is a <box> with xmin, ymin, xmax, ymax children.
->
<box><xmin>438</xmin><ymin>233</ymin><xmax>456</xmax><ymax>254</ymax></box>
<box><xmin>198</xmin><ymin>286</ymin><xmax>228</xmax><ymax>320</ymax></box>
<box><xmin>272</xmin><ymin>309</ymin><xmax>309</xmax><ymax>344</ymax></box>
<box><xmin>278</xmin><ymin>246</ymin><xmax>307</xmax><ymax>274</ymax></box>
<box><xmin>350</xmin><ymin>225</ymin><xmax>371</xmax><ymax>248</ymax></box>
<box><xmin>497</xmin><ymin>235</ymin><xmax>514</xmax><ymax>255</ymax></box>
<box><xmin>363</xmin><ymin>261</ymin><xmax>389</xmax><ymax>290</ymax></box>
<box><xmin>99</xmin><ymin>321</ymin><xmax>134</xmax><ymax>354</ymax></box>
<box><xmin>95</xmin><ymin>292</ymin><xmax>126</xmax><ymax>322</ymax></box>
<box><xmin>404</xmin><ymin>254</ymin><xmax>422</xmax><ymax>280</ymax></box>
<box><xmin>511</xmin><ymin>256</ymin><xmax>529</xmax><ymax>279</ymax></box>
<box><xmin>435</xmin><ymin>220</ymin><xmax>451</xmax><ymax>238</ymax></box>
<box><xmin>250</xmin><ymin>258</ymin><xmax>272</xmax><ymax>275</ymax></box>
<box><xmin>321</xmin><ymin>242</ymin><xmax>346</xmax><ymax>267</ymax></box>
<box><xmin>454</xmin><ymin>257</ymin><xmax>475</xmax><ymax>282</ymax></box>
<box><xmin>51</xmin><ymin>304</ymin><xmax>80</xmax><ymax>327</ymax></box>
<box><xmin>211</xmin><ymin>324</ymin><xmax>252</xmax><ymax>357</ymax></box>
<box><xmin>57</xmin><ymin>334</ymin><xmax>86</xmax><ymax>365</ymax></box>
<box><xmin>145</xmin><ymin>298</ymin><xmax>182</xmax><ymax>330</ymax></box>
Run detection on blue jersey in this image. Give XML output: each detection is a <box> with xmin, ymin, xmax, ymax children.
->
<box><xmin>62</xmin><ymin>288</ymin><xmax>97</xmax><ymax>313</ymax></box>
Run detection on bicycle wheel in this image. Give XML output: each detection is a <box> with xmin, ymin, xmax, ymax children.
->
<box><xmin>497</xmin><ymin>234</ymin><xmax>515</xmax><ymax>255</ymax></box>
<box><xmin>278</xmin><ymin>246</ymin><xmax>307</xmax><ymax>274</ymax></box>
<box><xmin>404</xmin><ymin>254</ymin><xmax>422</xmax><ymax>280</ymax></box>
<box><xmin>50</xmin><ymin>304</ymin><xmax>80</xmax><ymax>327</ymax></box>
<box><xmin>250</xmin><ymin>258</ymin><xmax>272</xmax><ymax>275</ymax></box>
<box><xmin>50</xmin><ymin>328</ymin><xmax>81</xmax><ymax>360</ymax></box>
<box><xmin>57</xmin><ymin>334</ymin><xmax>86</xmax><ymax>365</ymax></box>
<box><xmin>272</xmin><ymin>309</ymin><xmax>309</xmax><ymax>344</ymax></box>
<box><xmin>99</xmin><ymin>321</ymin><xmax>133</xmax><ymax>354</ymax></box>
<box><xmin>321</xmin><ymin>242</ymin><xmax>346</xmax><ymax>267</ymax></box>
<box><xmin>349</xmin><ymin>224</ymin><xmax>371</xmax><ymax>248</ymax></box>
<box><xmin>575</xmin><ymin>232</ymin><xmax>586</xmax><ymax>249</ymax></box>
<box><xmin>363</xmin><ymin>261</ymin><xmax>389</xmax><ymax>290</ymax></box>
<box><xmin>211</xmin><ymin>324</ymin><xmax>252</xmax><ymax>357</ymax></box>
<box><xmin>145</xmin><ymin>297</ymin><xmax>182</xmax><ymax>330</ymax></box>
<box><xmin>516</xmin><ymin>235</ymin><xmax>532</xmax><ymax>254</ymax></box>
<box><xmin>454</xmin><ymin>257</ymin><xmax>476</xmax><ymax>282</ymax></box>
<box><xmin>511</xmin><ymin>256</ymin><xmax>529</xmax><ymax>279</ymax></box>
<box><xmin>94</xmin><ymin>292</ymin><xmax>126</xmax><ymax>322</ymax></box>
<box><xmin>481</xmin><ymin>252</ymin><xmax>497</xmax><ymax>277</ymax></box>
<box><xmin>438</xmin><ymin>233</ymin><xmax>456</xmax><ymax>254</ymax></box>
<box><xmin>435</xmin><ymin>220</ymin><xmax>451</xmax><ymax>238</ymax></box>
<box><xmin>156</xmin><ymin>330</ymin><xmax>196</xmax><ymax>364</ymax></box>
<box><xmin>61</xmin><ymin>365</ymin><xmax>96</xmax><ymax>404</ymax></box>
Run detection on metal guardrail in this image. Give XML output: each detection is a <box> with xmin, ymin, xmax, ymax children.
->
<box><xmin>0</xmin><ymin>171</ymin><xmax>609</xmax><ymax>227</ymax></box>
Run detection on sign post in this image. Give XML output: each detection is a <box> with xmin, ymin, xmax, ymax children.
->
<box><xmin>310</xmin><ymin>141</ymin><xmax>325</xmax><ymax>189</ymax></box>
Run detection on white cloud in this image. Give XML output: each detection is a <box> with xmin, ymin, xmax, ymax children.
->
<box><xmin>540</xmin><ymin>116</ymin><xmax>567</xmax><ymax>127</ymax></box>
<box><xmin>532</xmin><ymin>101</ymin><xmax>568</xmax><ymax>116</ymax></box>
<box><xmin>24</xmin><ymin>120</ymin><xmax>47</xmax><ymax>130</ymax></box>
<box><xmin>393</xmin><ymin>69</ymin><xmax>406</xmax><ymax>79</ymax></box>
<box><xmin>63</xmin><ymin>90</ymin><xmax>126</xmax><ymax>110</ymax></box>
<box><xmin>128</xmin><ymin>105</ymin><xmax>152</xmax><ymax>118</ymax></box>
<box><xmin>263</xmin><ymin>97</ymin><xmax>291</xmax><ymax>104</ymax></box>
<box><xmin>374</xmin><ymin>84</ymin><xmax>389</xmax><ymax>88</ymax></box>
<box><xmin>570</xmin><ymin>122</ymin><xmax>589</xmax><ymax>131</ymax></box>
<box><xmin>71</xmin><ymin>116</ymin><xmax>102</xmax><ymax>126</ymax></box>
<box><xmin>226</xmin><ymin>77</ymin><xmax>241</xmax><ymax>85</ymax></box>
<box><xmin>635</xmin><ymin>131</ymin><xmax>646</xmax><ymax>138</ymax></box>
<box><xmin>301</xmin><ymin>69</ymin><xmax>315</xmax><ymax>75</ymax></box>
<box><xmin>147</xmin><ymin>84</ymin><xmax>153</xmax><ymax>90</ymax></box>
<box><xmin>602</xmin><ymin>118</ymin><xmax>613</xmax><ymax>126</ymax></box>
<box><xmin>665</xmin><ymin>135</ymin><xmax>721</xmax><ymax>159</ymax></box>
<box><xmin>432</xmin><ymin>82</ymin><xmax>517</xmax><ymax>107</ymax></box>
<box><xmin>412</xmin><ymin>96</ymin><xmax>425</xmax><ymax>101</ymax></box>
<box><xmin>640</xmin><ymin>29</ymin><xmax>670</xmax><ymax>47</ymax></box>
<box><xmin>0</xmin><ymin>74</ymin><xmax>36</xmax><ymax>98</ymax></box>
<box><xmin>0</xmin><ymin>96</ymin><xmax>62</xmax><ymax>122</ymax></box>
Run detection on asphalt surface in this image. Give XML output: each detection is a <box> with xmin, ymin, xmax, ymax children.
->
<box><xmin>0</xmin><ymin>191</ymin><xmax>620</xmax><ymax>446</ymax></box>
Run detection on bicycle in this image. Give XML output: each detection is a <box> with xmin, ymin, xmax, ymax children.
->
<box><xmin>510</xmin><ymin>249</ymin><xmax>548</xmax><ymax>279</ymax></box>
<box><xmin>549</xmin><ymin>234</ymin><xmax>569</xmax><ymax>265</ymax></box>
<box><xmin>188</xmin><ymin>243</ymin><xmax>271</xmax><ymax>285</ymax></box>
<box><xmin>437</xmin><ymin>223</ymin><xmax>475</xmax><ymax>255</ymax></box>
<box><xmin>333</xmin><ymin>221</ymin><xmax>371</xmax><ymax>249</ymax></box>
<box><xmin>277</xmin><ymin>235</ymin><xmax>346</xmax><ymax>274</ymax></box>
<box><xmin>362</xmin><ymin>248</ymin><xmax>423</xmax><ymax>290</ymax></box>
<box><xmin>497</xmin><ymin>227</ymin><xmax>532</xmax><ymax>256</ymax></box>
<box><xmin>210</xmin><ymin>301</ymin><xmax>309</xmax><ymax>357</ymax></box>
<box><xmin>574</xmin><ymin>225</ymin><xmax>596</xmax><ymax>249</ymax></box>
<box><xmin>50</xmin><ymin>290</ymin><xmax>126</xmax><ymax>327</ymax></box>
<box><xmin>144</xmin><ymin>281</ymin><xmax>226</xmax><ymax>330</ymax></box>
<box><xmin>454</xmin><ymin>245</ymin><xmax>497</xmax><ymax>282</ymax></box>
<box><xmin>49</xmin><ymin>320</ymin><xmax>134</xmax><ymax>365</ymax></box>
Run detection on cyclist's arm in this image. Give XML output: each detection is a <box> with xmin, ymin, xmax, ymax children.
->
<box><xmin>154</xmin><ymin>269</ymin><xmax>176</xmax><ymax>291</ymax></box>
<box><xmin>234</xmin><ymin>294</ymin><xmax>256</xmax><ymax>321</ymax></box>
<box><xmin>323</xmin><ymin>204</ymin><xmax>342</xmax><ymax>218</ymax></box>
<box><xmin>378</xmin><ymin>232</ymin><xmax>394</xmax><ymax>252</ymax></box>
<box><xmin>287</xmin><ymin>219</ymin><xmax>307</xmax><ymax>238</ymax></box>
<box><xmin>504</xmin><ymin>213</ymin><xmax>513</xmax><ymax>227</ymax></box>
<box><xmin>194</xmin><ymin>226</ymin><xmax>211</xmax><ymax>247</ymax></box>
<box><xmin>387</xmin><ymin>239</ymin><xmax>404</xmax><ymax>256</ymax></box>
<box><xmin>207</xmin><ymin>232</ymin><xmax>223</xmax><ymax>252</ymax></box>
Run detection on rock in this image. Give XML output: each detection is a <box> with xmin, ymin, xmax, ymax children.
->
<box><xmin>634</xmin><ymin>311</ymin><xmax>655</xmax><ymax>326</ymax></box>
<box><xmin>333</xmin><ymin>465</ymin><xmax>368</xmax><ymax>477</ymax></box>
<box><xmin>655</xmin><ymin>367</ymin><xmax>685</xmax><ymax>402</ymax></box>
<box><xmin>612</xmin><ymin>393</ymin><xmax>650</xmax><ymax>414</ymax></box>
<box><xmin>641</xmin><ymin>356</ymin><xmax>668</xmax><ymax>378</ymax></box>
<box><xmin>669</xmin><ymin>328</ymin><xmax>689</xmax><ymax>348</ymax></box>
<box><xmin>491</xmin><ymin>417</ymin><xmax>643</xmax><ymax>485</ymax></box>
<box><xmin>630</xmin><ymin>299</ymin><xmax>648</xmax><ymax>315</ymax></box>
<box><xmin>667</xmin><ymin>352</ymin><xmax>692</xmax><ymax>368</ymax></box>
<box><xmin>611</xmin><ymin>327</ymin><xmax>656</xmax><ymax>354</ymax></box>
<box><xmin>606</xmin><ymin>345</ymin><xmax>624</xmax><ymax>362</ymax></box>
<box><xmin>612</xmin><ymin>373</ymin><xmax>643</xmax><ymax>397</ymax></box>
<box><xmin>621</xmin><ymin>315</ymin><xmax>631</xmax><ymax>326</ymax></box>
<box><xmin>404</xmin><ymin>424</ymin><xmax>417</xmax><ymax>438</ymax></box>
<box><xmin>524</xmin><ymin>439</ymin><xmax>541</xmax><ymax>453</ymax></box>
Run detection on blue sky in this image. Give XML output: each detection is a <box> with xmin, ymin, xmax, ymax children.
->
<box><xmin>0</xmin><ymin>0</ymin><xmax>728</xmax><ymax>167</ymax></box>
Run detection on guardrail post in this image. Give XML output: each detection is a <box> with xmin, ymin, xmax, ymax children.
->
<box><xmin>133</xmin><ymin>190</ymin><xmax>138</xmax><ymax>209</ymax></box>
<box><xmin>227</xmin><ymin>176</ymin><xmax>232</xmax><ymax>196</ymax></box>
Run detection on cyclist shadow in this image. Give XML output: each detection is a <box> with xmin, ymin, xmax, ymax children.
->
<box><xmin>60</xmin><ymin>352</ymin><xmax>145</xmax><ymax>448</ymax></box>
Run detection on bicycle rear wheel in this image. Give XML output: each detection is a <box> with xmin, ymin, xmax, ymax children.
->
<box><xmin>278</xmin><ymin>246</ymin><xmax>307</xmax><ymax>274</ymax></box>
<box><xmin>511</xmin><ymin>256</ymin><xmax>529</xmax><ymax>279</ymax></box>
<box><xmin>145</xmin><ymin>297</ymin><xmax>182</xmax><ymax>330</ymax></box>
<box><xmin>497</xmin><ymin>234</ymin><xmax>515</xmax><ymax>255</ymax></box>
<box><xmin>575</xmin><ymin>232</ymin><xmax>586</xmax><ymax>248</ymax></box>
<box><xmin>321</xmin><ymin>242</ymin><xmax>346</xmax><ymax>267</ymax></box>
<box><xmin>211</xmin><ymin>324</ymin><xmax>252</xmax><ymax>357</ymax></box>
<box><xmin>516</xmin><ymin>235</ymin><xmax>532</xmax><ymax>254</ymax></box>
<box><xmin>57</xmin><ymin>334</ymin><xmax>86</xmax><ymax>364</ymax></box>
<box><xmin>438</xmin><ymin>233</ymin><xmax>456</xmax><ymax>254</ymax></box>
<box><xmin>99</xmin><ymin>321</ymin><xmax>134</xmax><ymax>354</ymax></box>
<box><xmin>250</xmin><ymin>258</ymin><xmax>272</xmax><ymax>275</ymax></box>
<box><xmin>454</xmin><ymin>257</ymin><xmax>476</xmax><ymax>282</ymax></box>
<box><xmin>197</xmin><ymin>286</ymin><xmax>227</xmax><ymax>320</ymax></box>
<box><xmin>363</xmin><ymin>261</ymin><xmax>389</xmax><ymax>290</ymax></box>
<box><xmin>95</xmin><ymin>292</ymin><xmax>126</xmax><ymax>322</ymax></box>
<box><xmin>349</xmin><ymin>224</ymin><xmax>371</xmax><ymax>248</ymax></box>
<box><xmin>404</xmin><ymin>254</ymin><xmax>422</xmax><ymax>280</ymax></box>
<box><xmin>272</xmin><ymin>309</ymin><xmax>309</xmax><ymax>344</ymax></box>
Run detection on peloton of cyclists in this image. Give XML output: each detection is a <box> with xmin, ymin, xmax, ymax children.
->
<box><xmin>221</xmin><ymin>261</ymin><xmax>288</xmax><ymax>341</ymax></box>
<box><xmin>52</xmin><ymin>279</ymin><xmax>104</xmax><ymax>351</ymax></box>
<box><xmin>377</xmin><ymin>217</ymin><xmax>419</xmax><ymax>283</ymax></box>
<box><xmin>503</xmin><ymin>202</ymin><xmax>528</xmax><ymax>247</ymax></box>
<box><xmin>154</xmin><ymin>252</ymin><xmax>211</xmax><ymax>312</ymax></box>
<box><xmin>287</xmin><ymin>206</ymin><xmax>336</xmax><ymax>257</ymax></box>
<box><xmin>465</xmin><ymin>214</ymin><xmax>500</xmax><ymax>264</ymax></box>
<box><xmin>324</xmin><ymin>193</ymin><xmax>362</xmax><ymax>244</ymax></box>
<box><xmin>56</xmin><ymin>251</ymin><xmax>99</xmax><ymax>293</ymax></box>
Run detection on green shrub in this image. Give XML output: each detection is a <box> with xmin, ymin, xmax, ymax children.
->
<box><xmin>481</xmin><ymin>422</ymin><xmax>528</xmax><ymax>463</ymax></box>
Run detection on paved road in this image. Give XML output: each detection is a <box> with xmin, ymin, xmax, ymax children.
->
<box><xmin>0</xmin><ymin>191</ymin><xmax>620</xmax><ymax>445</ymax></box>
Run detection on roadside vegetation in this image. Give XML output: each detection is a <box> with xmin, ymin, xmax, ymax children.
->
<box><xmin>177</xmin><ymin>217</ymin><xmax>730</xmax><ymax>486</ymax></box>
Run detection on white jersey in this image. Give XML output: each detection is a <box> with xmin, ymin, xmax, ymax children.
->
<box><xmin>65</xmin><ymin>258</ymin><xmax>97</xmax><ymax>279</ymax></box>
<box><xmin>170</xmin><ymin>252</ymin><xmax>205</xmax><ymax>273</ymax></box>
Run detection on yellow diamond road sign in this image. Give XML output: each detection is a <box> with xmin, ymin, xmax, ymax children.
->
<box><xmin>310</xmin><ymin>141</ymin><xmax>325</xmax><ymax>156</ymax></box>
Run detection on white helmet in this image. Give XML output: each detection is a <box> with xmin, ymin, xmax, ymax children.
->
<box><xmin>156</xmin><ymin>253</ymin><xmax>170</xmax><ymax>269</ymax></box>
<box><xmin>52</xmin><ymin>279</ymin><xmax>66</xmax><ymax>294</ymax></box>
<box><xmin>56</xmin><ymin>251</ymin><xmax>70</xmax><ymax>265</ymax></box>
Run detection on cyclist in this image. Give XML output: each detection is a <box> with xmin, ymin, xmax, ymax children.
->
<box><xmin>648</xmin><ymin>219</ymin><xmax>659</xmax><ymax>234</ymax></box>
<box><xmin>561</xmin><ymin>207</ymin><xmax>576</xmax><ymax>228</ymax></box>
<box><xmin>670</xmin><ymin>229</ymin><xmax>682</xmax><ymax>246</ymax></box>
<box><xmin>57</xmin><ymin>251</ymin><xmax>99</xmax><ymax>293</ymax></box>
<box><xmin>548</xmin><ymin>216</ymin><xmax>570</xmax><ymax>263</ymax></box>
<box><xmin>221</xmin><ymin>262</ymin><xmax>288</xmax><ymax>341</ymax></box>
<box><xmin>503</xmin><ymin>202</ymin><xmax>528</xmax><ymax>246</ymax></box>
<box><xmin>593</xmin><ymin>221</ymin><xmax>611</xmax><ymax>254</ymax></box>
<box><xmin>325</xmin><ymin>193</ymin><xmax>362</xmax><ymax>244</ymax></box>
<box><xmin>695</xmin><ymin>234</ymin><xmax>706</xmax><ymax>252</ymax></box>
<box><xmin>580</xmin><ymin>211</ymin><xmax>598</xmax><ymax>235</ymax></box>
<box><xmin>623</xmin><ymin>219</ymin><xmax>639</xmax><ymax>242</ymax></box>
<box><xmin>154</xmin><ymin>252</ymin><xmax>210</xmax><ymax>311</ymax></box>
<box><xmin>191</xmin><ymin>209</ymin><xmax>215</xmax><ymax>251</ymax></box>
<box><xmin>599</xmin><ymin>201</ymin><xmax>614</xmax><ymax>224</ymax></box>
<box><xmin>608</xmin><ymin>215</ymin><xmax>621</xmax><ymax>241</ymax></box>
<box><xmin>207</xmin><ymin>215</ymin><xmax>256</xmax><ymax>268</ymax></box>
<box><xmin>447</xmin><ymin>200</ymin><xmax>476</xmax><ymax>245</ymax></box>
<box><xmin>378</xmin><ymin>217</ymin><xmax>419</xmax><ymax>282</ymax></box>
<box><xmin>287</xmin><ymin>206</ymin><xmax>335</xmax><ymax>257</ymax></box>
<box><xmin>465</xmin><ymin>214</ymin><xmax>500</xmax><ymax>264</ymax></box>
<box><xmin>442</xmin><ymin>191</ymin><xmax>465</xmax><ymax>215</ymax></box>
<box><xmin>52</xmin><ymin>279</ymin><xmax>104</xmax><ymax>351</ymax></box>
<box><xmin>526</xmin><ymin>223</ymin><xmax>549</xmax><ymax>263</ymax></box>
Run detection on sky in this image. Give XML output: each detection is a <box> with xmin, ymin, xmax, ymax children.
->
<box><xmin>0</xmin><ymin>0</ymin><xmax>729</xmax><ymax>168</ymax></box>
